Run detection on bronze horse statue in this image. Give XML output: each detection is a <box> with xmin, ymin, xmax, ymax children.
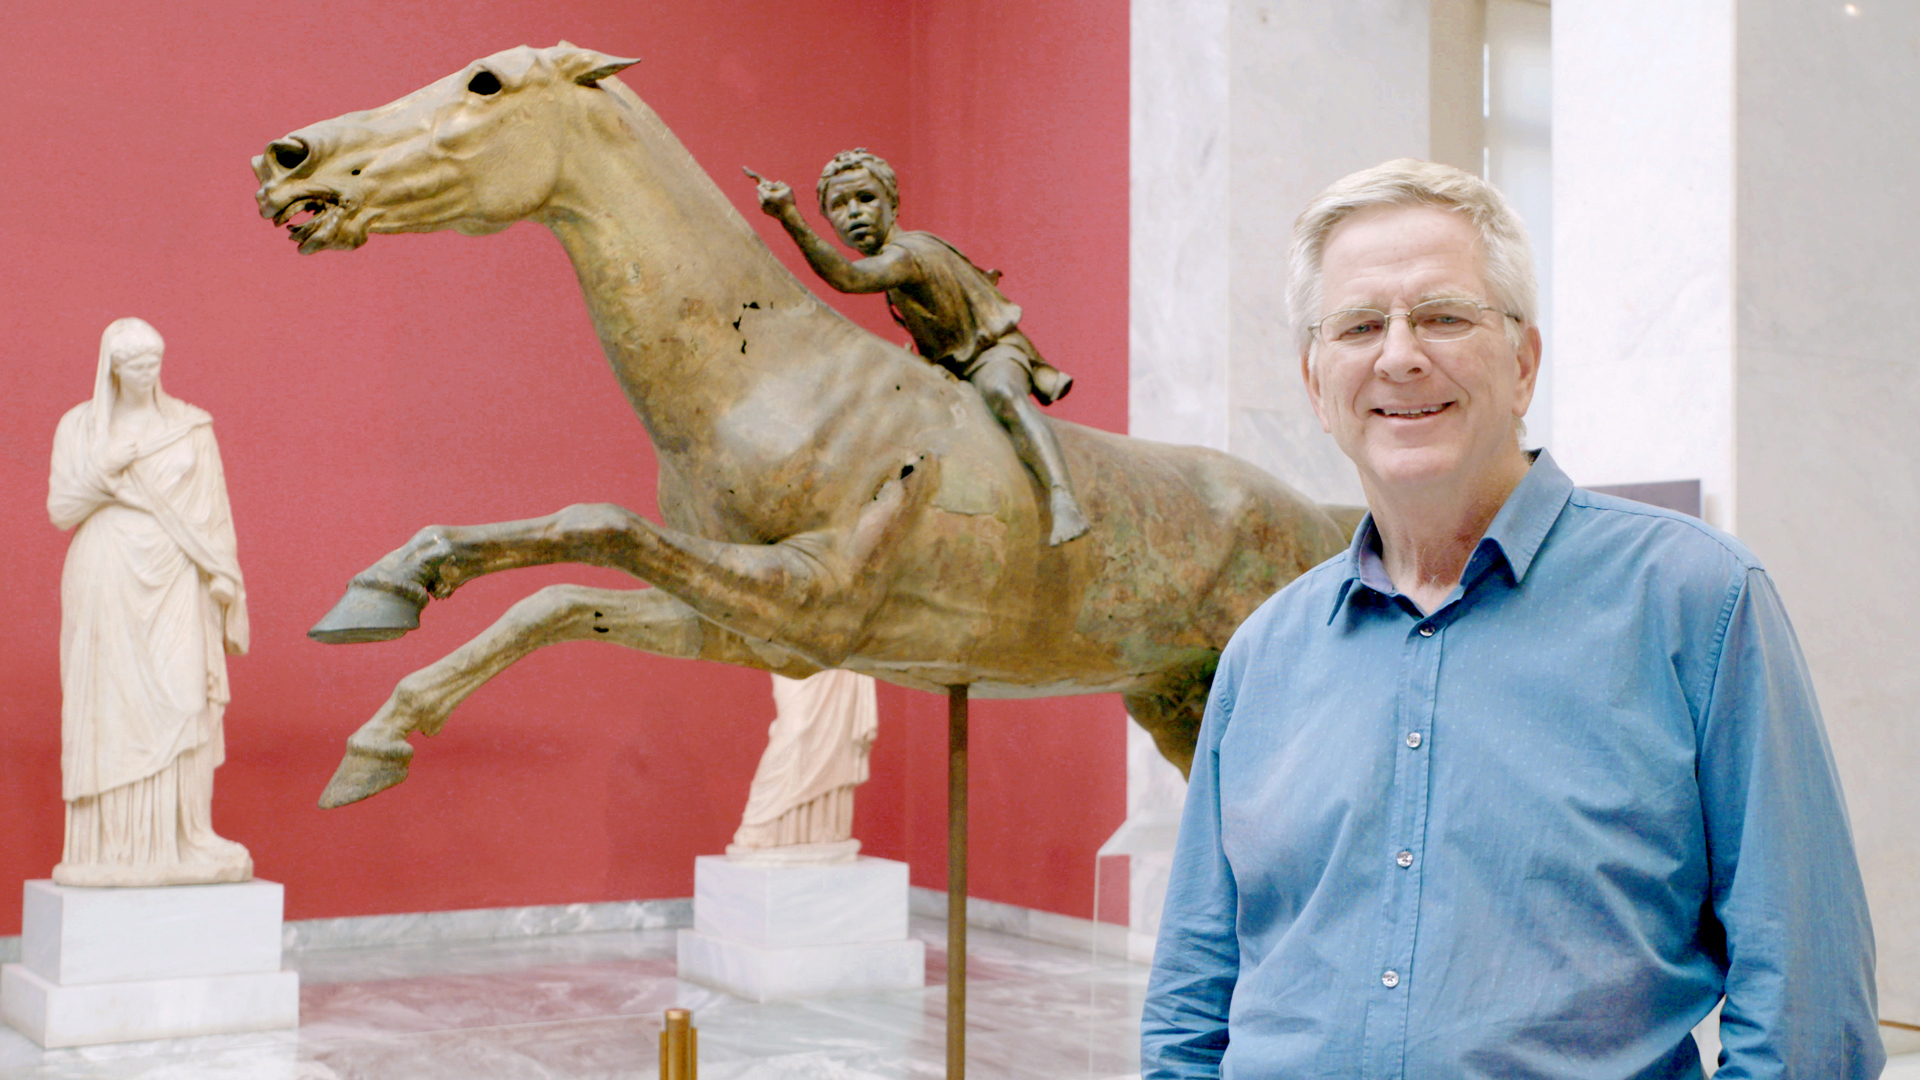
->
<box><xmin>251</xmin><ymin>44</ymin><xmax>1352</xmax><ymax>809</ymax></box>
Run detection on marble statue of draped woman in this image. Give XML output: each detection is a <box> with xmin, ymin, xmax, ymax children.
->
<box><xmin>47</xmin><ymin>317</ymin><xmax>252</xmax><ymax>887</ymax></box>
<box><xmin>727</xmin><ymin>669</ymin><xmax>878</xmax><ymax>863</ymax></box>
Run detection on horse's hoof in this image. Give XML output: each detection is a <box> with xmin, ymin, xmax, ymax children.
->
<box><xmin>318</xmin><ymin>740</ymin><xmax>413</xmax><ymax>808</ymax></box>
<box><xmin>309</xmin><ymin>581</ymin><xmax>424</xmax><ymax>644</ymax></box>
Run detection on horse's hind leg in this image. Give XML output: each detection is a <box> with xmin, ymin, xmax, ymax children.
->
<box><xmin>1122</xmin><ymin>656</ymin><xmax>1220</xmax><ymax>780</ymax></box>
<box><xmin>321</xmin><ymin>585</ymin><xmax>816</xmax><ymax>808</ymax></box>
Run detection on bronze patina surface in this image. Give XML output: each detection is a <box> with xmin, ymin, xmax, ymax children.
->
<box><xmin>252</xmin><ymin>44</ymin><xmax>1352</xmax><ymax>808</ymax></box>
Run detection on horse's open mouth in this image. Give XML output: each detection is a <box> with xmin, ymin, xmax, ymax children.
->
<box><xmin>271</xmin><ymin>191</ymin><xmax>353</xmax><ymax>253</ymax></box>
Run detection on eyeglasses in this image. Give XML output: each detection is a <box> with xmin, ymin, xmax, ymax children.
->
<box><xmin>1314</xmin><ymin>298</ymin><xmax>1521</xmax><ymax>352</ymax></box>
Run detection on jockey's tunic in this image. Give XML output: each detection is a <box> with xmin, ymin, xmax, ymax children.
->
<box><xmin>884</xmin><ymin>231</ymin><xmax>1044</xmax><ymax>382</ymax></box>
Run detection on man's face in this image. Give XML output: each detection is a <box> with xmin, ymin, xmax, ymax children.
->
<box><xmin>822</xmin><ymin>171</ymin><xmax>895</xmax><ymax>256</ymax></box>
<box><xmin>1301</xmin><ymin>204</ymin><xmax>1540</xmax><ymax>502</ymax></box>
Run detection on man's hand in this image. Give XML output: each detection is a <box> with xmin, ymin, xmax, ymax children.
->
<box><xmin>743</xmin><ymin>167</ymin><xmax>798</xmax><ymax>222</ymax></box>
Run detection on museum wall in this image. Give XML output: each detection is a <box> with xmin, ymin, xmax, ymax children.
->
<box><xmin>1553</xmin><ymin>0</ymin><xmax>1920</xmax><ymax>1024</ymax></box>
<box><xmin>1125</xmin><ymin>0</ymin><xmax>1437</xmax><ymax>940</ymax></box>
<box><xmin>1728</xmin><ymin>0</ymin><xmax>1920</xmax><ymax>1026</ymax></box>
<box><xmin>0</xmin><ymin>0</ymin><xmax>1128</xmax><ymax>935</ymax></box>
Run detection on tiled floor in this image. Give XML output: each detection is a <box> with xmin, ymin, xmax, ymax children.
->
<box><xmin>0</xmin><ymin>917</ymin><xmax>1148</xmax><ymax>1079</ymax></box>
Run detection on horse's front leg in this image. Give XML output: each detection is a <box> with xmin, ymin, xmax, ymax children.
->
<box><xmin>311</xmin><ymin>464</ymin><xmax>923</xmax><ymax>657</ymax></box>
<box><xmin>310</xmin><ymin>506</ymin><xmax>657</xmax><ymax>643</ymax></box>
<box><xmin>321</xmin><ymin>584</ymin><xmax>825</xmax><ymax>808</ymax></box>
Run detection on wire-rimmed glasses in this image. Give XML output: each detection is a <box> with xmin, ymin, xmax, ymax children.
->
<box><xmin>1315</xmin><ymin>298</ymin><xmax>1521</xmax><ymax>353</ymax></box>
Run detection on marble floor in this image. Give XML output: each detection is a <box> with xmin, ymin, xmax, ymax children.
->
<box><xmin>0</xmin><ymin>916</ymin><xmax>1148</xmax><ymax>1080</ymax></box>
<box><xmin>5</xmin><ymin>916</ymin><xmax>1918</xmax><ymax>1079</ymax></box>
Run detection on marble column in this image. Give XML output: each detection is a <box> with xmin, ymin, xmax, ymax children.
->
<box><xmin>1550</xmin><ymin>0</ymin><xmax>1736</xmax><ymax>524</ymax></box>
<box><xmin>1220</xmin><ymin>0</ymin><xmax>1429</xmax><ymax>508</ymax></box>
<box><xmin>1130</xmin><ymin>0</ymin><xmax>1231</xmax><ymax>454</ymax></box>
<box><xmin>1554</xmin><ymin>0</ymin><xmax>1920</xmax><ymax>1024</ymax></box>
<box><xmin>1133</xmin><ymin>0</ymin><xmax>1436</xmax><ymax>505</ymax></box>
<box><xmin>1127</xmin><ymin>0</ymin><xmax>1438</xmax><ymax>944</ymax></box>
<box><xmin>1730</xmin><ymin>0</ymin><xmax>1920</xmax><ymax>1028</ymax></box>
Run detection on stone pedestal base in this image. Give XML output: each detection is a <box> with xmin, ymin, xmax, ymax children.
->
<box><xmin>0</xmin><ymin>879</ymin><xmax>299</xmax><ymax>1048</ymax></box>
<box><xmin>676</xmin><ymin>855</ymin><xmax>924</xmax><ymax>1002</ymax></box>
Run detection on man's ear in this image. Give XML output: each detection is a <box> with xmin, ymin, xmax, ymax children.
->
<box><xmin>1301</xmin><ymin>351</ymin><xmax>1333</xmax><ymax>433</ymax></box>
<box><xmin>1512</xmin><ymin>323</ymin><xmax>1543</xmax><ymax>418</ymax></box>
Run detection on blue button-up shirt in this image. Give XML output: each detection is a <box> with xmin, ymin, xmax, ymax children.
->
<box><xmin>1142</xmin><ymin>451</ymin><xmax>1881</xmax><ymax>1079</ymax></box>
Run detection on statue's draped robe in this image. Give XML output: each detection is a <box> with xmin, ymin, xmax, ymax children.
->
<box><xmin>48</xmin><ymin>390</ymin><xmax>247</xmax><ymax>870</ymax></box>
<box><xmin>731</xmin><ymin>670</ymin><xmax>877</xmax><ymax>849</ymax></box>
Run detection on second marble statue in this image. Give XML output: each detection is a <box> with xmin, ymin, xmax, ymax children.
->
<box><xmin>47</xmin><ymin>317</ymin><xmax>252</xmax><ymax>888</ymax></box>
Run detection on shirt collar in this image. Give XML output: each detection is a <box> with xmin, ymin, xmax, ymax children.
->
<box><xmin>1327</xmin><ymin>449</ymin><xmax>1575</xmax><ymax>623</ymax></box>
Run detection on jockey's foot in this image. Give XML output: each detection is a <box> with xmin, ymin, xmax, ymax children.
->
<box><xmin>1031</xmin><ymin>363</ymin><xmax>1074</xmax><ymax>405</ymax></box>
<box><xmin>1049</xmin><ymin>486</ymin><xmax>1090</xmax><ymax>545</ymax></box>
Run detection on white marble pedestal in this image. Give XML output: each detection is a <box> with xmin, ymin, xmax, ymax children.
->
<box><xmin>1</xmin><ymin>879</ymin><xmax>299</xmax><ymax>1048</ymax></box>
<box><xmin>676</xmin><ymin>855</ymin><xmax>924</xmax><ymax>1002</ymax></box>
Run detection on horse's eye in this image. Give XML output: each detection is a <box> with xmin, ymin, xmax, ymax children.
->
<box><xmin>468</xmin><ymin>71</ymin><xmax>502</xmax><ymax>96</ymax></box>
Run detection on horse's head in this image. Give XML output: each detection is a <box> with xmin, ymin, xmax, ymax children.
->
<box><xmin>253</xmin><ymin>44</ymin><xmax>637</xmax><ymax>254</ymax></box>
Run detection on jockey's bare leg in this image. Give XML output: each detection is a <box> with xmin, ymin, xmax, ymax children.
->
<box><xmin>970</xmin><ymin>351</ymin><xmax>1090</xmax><ymax>545</ymax></box>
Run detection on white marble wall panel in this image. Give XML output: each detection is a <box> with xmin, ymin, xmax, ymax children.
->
<box><xmin>1731</xmin><ymin>0</ymin><xmax>1920</xmax><ymax>1024</ymax></box>
<box><xmin>283</xmin><ymin>898</ymin><xmax>689</xmax><ymax>953</ymax></box>
<box><xmin>1125</xmin><ymin>0</ymin><xmax>1433</xmax><ymax>945</ymax></box>
<box><xmin>1550</xmin><ymin>0</ymin><xmax>1735</xmax><ymax>527</ymax></box>
<box><xmin>1485</xmin><ymin>0</ymin><xmax>1554</xmax><ymax>451</ymax></box>
<box><xmin>1131</xmin><ymin>0</ymin><xmax>1231</xmax><ymax>450</ymax></box>
<box><xmin>1737</xmin><ymin>347</ymin><xmax>1920</xmax><ymax>1025</ymax></box>
<box><xmin>1556</xmin><ymin>0</ymin><xmax>1918</xmax><ymax>1024</ymax></box>
<box><xmin>1133</xmin><ymin>0</ymin><xmax>1425</xmax><ymax>496</ymax></box>
<box><xmin>1222</xmin><ymin>0</ymin><xmax>1426</xmax><ymax>506</ymax></box>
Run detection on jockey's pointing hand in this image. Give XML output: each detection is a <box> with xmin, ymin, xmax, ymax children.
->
<box><xmin>743</xmin><ymin>167</ymin><xmax>796</xmax><ymax>219</ymax></box>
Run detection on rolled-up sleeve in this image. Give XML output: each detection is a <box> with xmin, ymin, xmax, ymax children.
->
<box><xmin>1698</xmin><ymin>569</ymin><xmax>1883</xmax><ymax>1079</ymax></box>
<box><xmin>1141</xmin><ymin>674</ymin><xmax>1241</xmax><ymax>1078</ymax></box>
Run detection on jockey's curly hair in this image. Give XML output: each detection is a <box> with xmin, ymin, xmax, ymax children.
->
<box><xmin>817</xmin><ymin>149</ymin><xmax>899</xmax><ymax>214</ymax></box>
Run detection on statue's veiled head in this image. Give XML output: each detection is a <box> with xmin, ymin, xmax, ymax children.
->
<box><xmin>253</xmin><ymin>44</ymin><xmax>637</xmax><ymax>254</ymax></box>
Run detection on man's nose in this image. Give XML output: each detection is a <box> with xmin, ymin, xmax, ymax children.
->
<box><xmin>1374</xmin><ymin>316</ymin><xmax>1429</xmax><ymax>379</ymax></box>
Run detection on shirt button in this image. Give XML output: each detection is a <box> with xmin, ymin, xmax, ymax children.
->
<box><xmin>1406</xmin><ymin>731</ymin><xmax>1423</xmax><ymax>749</ymax></box>
<box><xmin>1396</xmin><ymin>850</ymin><xmax>1413</xmax><ymax>868</ymax></box>
<box><xmin>1418</xmin><ymin>624</ymin><xmax>1435</xmax><ymax>637</ymax></box>
<box><xmin>1382</xmin><ymin>970</ymin><xmax>1401</xmax><ymax>988</ymax></box>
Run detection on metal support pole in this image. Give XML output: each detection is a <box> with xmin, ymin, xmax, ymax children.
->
<box><xmin>947</xmin><ymin>683</ymin><xmax>969</xmax><ymax>1080</ymax></box>
<box><xmin>660</xmin><ymin>1007</ymin><xmax>696</xmax><ymax>1080</ymax></box>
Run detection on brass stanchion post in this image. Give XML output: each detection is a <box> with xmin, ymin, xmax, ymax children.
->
<box><xmin>661</xmin><ymin>1007</ymin><xmax>696</xmax><ymax>1080</ymax></box>
<box><xmin>948</xmin><ymin>684</ymin><xmax>969</xmax><ymax>1079</ymax></box>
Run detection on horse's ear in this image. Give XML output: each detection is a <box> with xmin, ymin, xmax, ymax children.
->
<box><xmin>551</xmin><ymin>45</ymin><xmax>639</xmax><ymax>87</ymax></box>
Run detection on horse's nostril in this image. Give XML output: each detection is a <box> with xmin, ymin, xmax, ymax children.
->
<box><xmin>270</xmin><ymin>139</ymin><xmax>309</xmax><ymax>171</ymax></box>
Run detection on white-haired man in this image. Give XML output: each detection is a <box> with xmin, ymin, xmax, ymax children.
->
<box><xmin>1141</xmin><ymin>159</ymin><xmax>1881</xmax><ymax>1078</ymax></box>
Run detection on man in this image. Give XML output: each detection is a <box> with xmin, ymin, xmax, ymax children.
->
<box><xmin>1141</xmin><ymin>159</ymin><xmax>1881</xmax><ymax>1078</ymax></box>
<box><xmin>747</xmin><ymin>149</ymin><xmax>1089</xmax><ymax>545</ymax></box>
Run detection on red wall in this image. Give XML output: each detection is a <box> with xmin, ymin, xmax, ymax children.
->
<box><xmin>0</xmin><ymin>0</ymin><xmax>1127</xmax><ymax>933</ymax></box>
